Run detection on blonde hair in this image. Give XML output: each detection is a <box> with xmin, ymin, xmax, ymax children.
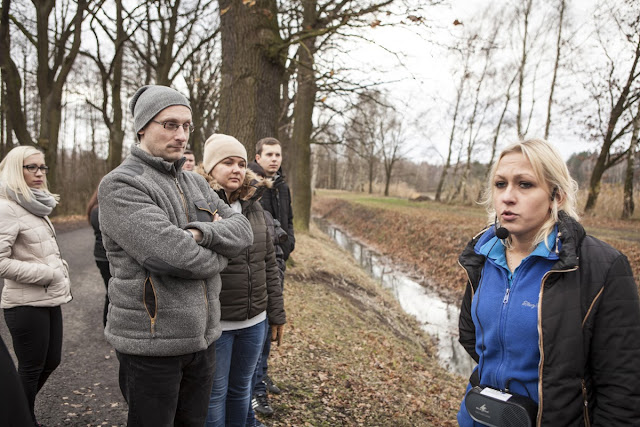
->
<box><xmin>481</xmin><ymin>138</ymin><xmax>579</xmax><ymax>249</ymax></box>
<box><xmin>0</xmin><ymin>146</ymin><xmax>59</xmax><ymax>202</ymax></box>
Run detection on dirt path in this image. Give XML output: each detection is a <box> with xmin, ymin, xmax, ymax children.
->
<box><xmin>0</xmin><ymin>225</ymin><xmax>127</xmax><ymax>426</ymax></box>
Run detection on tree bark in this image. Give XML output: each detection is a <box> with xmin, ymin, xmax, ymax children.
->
<box><xmin>622</xmin><ymin>105</ymin><xmax>639</xmax><ymax>219</ymax></box>
<box><xmin>290</xmin><ymin>0</ymin><xmax>317</xmax><ymax>232</ymax></box>
<box><xmin>217</xmin><ymin>0</ymin><xmax>285</xmax><ymax>154</ymax></box>
<box><xmin>0</xmin><ymin>0</ymin><xmax>34</xmax><ymax>147</ymax></box>
<box><xmin>108</xmin><ymin>0</ymin><xmax>125</xmax><ymax>171</ymax></box>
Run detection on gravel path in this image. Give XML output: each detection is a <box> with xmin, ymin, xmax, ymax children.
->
<box><xmin>0</xmin><ymin>225</ymin><xmax>127</xmax><ymax>426</ymax></box>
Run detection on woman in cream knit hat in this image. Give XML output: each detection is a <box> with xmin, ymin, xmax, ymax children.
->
<box><xmin>199</xmin><ymin>134</ymin><xmax>286</xmax><ymax>427</ymax></box>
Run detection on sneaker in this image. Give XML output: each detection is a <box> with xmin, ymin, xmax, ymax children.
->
<box><xmin>252</xmin><ymin>393</ymin><xmax>274</xmax><ymax>416</ymax></box>
<box><xmin>263</xmin><ymin>375</ymin><xmax>282</xmax><ymax>395</ymax></box>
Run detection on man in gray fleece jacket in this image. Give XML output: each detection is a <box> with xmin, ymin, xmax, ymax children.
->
<box><xmin>98</xmin><ymin>85</ymin><xmax>252</xmax><ymax>427</ymax></box>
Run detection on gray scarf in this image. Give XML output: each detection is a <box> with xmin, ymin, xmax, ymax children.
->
<box><xmin>5</xmin><ymin>186</ymin><xmax>57</xmax><ymax>217</ymax></box>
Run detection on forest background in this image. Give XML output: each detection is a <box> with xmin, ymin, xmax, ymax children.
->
<box><xmin>0</xmin><ymin>0</ymin><xmax>639</xmax><ymax>224</ymax></box>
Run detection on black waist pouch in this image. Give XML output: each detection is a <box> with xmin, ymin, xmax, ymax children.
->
<box><xmin>465</xmin><ymin>386</ymin><xmax>537</xmax><ymax>427</ymax></box>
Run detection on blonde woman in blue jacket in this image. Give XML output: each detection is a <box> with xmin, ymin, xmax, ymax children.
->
<box><xmin>457</xmin><ymin>139</ymin><xmax>640</xmax><ymax>426</ymax></box>
<box><xmin>0</xmin><ymin>146</ymin><xmax>71</xmax><ymax>426</ymax></box>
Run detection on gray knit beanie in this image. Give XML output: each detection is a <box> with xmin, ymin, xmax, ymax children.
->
<box><xmin>129</xmin><ymin>85</ymin><xmax>192</xmax><ymax>133</ymax></box>
<box><xmin>203</xmin><ymin>134</ymin><xmax>248</xmax><ymax>174</ymax></box>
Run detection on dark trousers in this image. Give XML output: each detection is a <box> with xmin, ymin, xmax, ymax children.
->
<box><xmin>95</xmin><ymin>260</ymin><xmax>111</xmax><ymax>327</ymax></box>
<box><xmin>3</xmin><ymin>305</ymin><xmax>63</xmax><ymax>424</ymax></box>
<box><xmin>116</xmin><ymin>343</ymin><xmax>216</xmax><ymax>427</ymax></box>
<box><xmin>0</xmin><ymin>334</ymin><xmax>32</xmax><ymax>426</ymax></box>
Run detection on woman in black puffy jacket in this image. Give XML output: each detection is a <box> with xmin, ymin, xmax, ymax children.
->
<box><xmin>457</xmin><ymin>139</ymin><xmax>640</xmax><ymax>426</ymax></box>
<box><xmin>197</xmin><ymin>134</ymin><xmax>285</xmax><ymax>427</ymax></box>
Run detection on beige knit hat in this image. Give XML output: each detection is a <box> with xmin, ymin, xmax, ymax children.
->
<box><xmin>202</xmin><ymin>134</ymin><xmax>248</xmax><ymax>174</ymax></box>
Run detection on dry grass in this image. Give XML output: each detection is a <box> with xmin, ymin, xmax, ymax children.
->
<box><xmin>266</xmin><ymin>226</ymin><xmax>464</xmax><ymax>426</ymax></box>
<box><xmin>313</xmin><ymin>190</ymin><xmax>640</xmax><ymax>298</ymax></box>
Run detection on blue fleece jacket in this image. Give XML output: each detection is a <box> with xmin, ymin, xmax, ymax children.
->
<box><xmin>458</xmin><ymin>227</ymin><xmax>559</xmax><ymax>426</ymax></box>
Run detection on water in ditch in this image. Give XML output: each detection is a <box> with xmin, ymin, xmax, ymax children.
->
<box><xmin>315</xmin><ymin>218</ymin><xmax>475</xmax><ymax>377</ymax></box>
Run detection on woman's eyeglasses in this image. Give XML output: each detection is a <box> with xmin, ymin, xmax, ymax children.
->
<box><xmin>23</xmin><ymin>165</ymin><xmax>50</xmax><ymax>174</ymax></box>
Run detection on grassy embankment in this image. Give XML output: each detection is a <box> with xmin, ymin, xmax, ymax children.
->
<box><xmin>313</xmin><ymin>190</ymin><xmax>640</xmax><ymax>298</ymax></box>
<box><xmin>264</xmin><ymin>223</ymin><xmax>464</xmax><ymax>426</ymax></box>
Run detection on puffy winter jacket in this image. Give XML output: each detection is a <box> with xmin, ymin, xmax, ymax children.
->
<box><xmin>458</xmin><ymin>212</ymin><xmax>640</xmax><ymax>426</ymax></box>
<box><xmin>0</xmin><ymin>192</ymin><xmax>71</xmax><ymax>308</ymax></box>
<box><xmin>206</xmin><ymin>170</ymin><xmax>285</xmax><ymax>326</ymax></box>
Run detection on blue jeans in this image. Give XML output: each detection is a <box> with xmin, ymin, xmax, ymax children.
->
<box><xmin>246</xmin><ymin>321</ymin><xmax>271</xmax><ymax>426</ymax></box>
<box><xmin>207</xmin><ymin>319</ymin><xmax>266</xmax><ymax>427</ymax></box>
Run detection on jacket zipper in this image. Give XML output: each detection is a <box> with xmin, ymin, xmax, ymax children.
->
<box><xmin>246</xmin><ymin>246</ymin><xmax>252</xmax><ymax>319</ymax></box>
<box><xmin>202</xmin><ymin>280</ymin><xmax>209</xmax><ymax>343</ymax></box>
<box><xmin>536</xmin><ymin>265</ymin><xmax>578</xmax><ymax>426</ymax></box>
<box><xmin>174</xmin><ymin>177</ymin><xmax>189</xmax><ymax>218</ymax></box>
<box><xmin>581</xmin><ymin>379</ymin><xmax>591</xmax><ymax>426</ymax></box>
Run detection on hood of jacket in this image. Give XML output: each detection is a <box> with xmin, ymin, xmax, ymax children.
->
<box><xmin>196</xmin><ymin>166</ymin><xmax>272</xmax><ymax>204</ymax></box>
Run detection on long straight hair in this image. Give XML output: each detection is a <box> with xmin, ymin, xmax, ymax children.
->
<box><xmin>0</xmin><ymin>146</ymin><xmax>59</xmax><ymax>202</ymax></box>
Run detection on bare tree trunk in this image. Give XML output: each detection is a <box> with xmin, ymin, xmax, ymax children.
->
<box><xmin>585</xmin><ymin>37</ymin><xmax>640</xmax><ymax>213</ymax></box>
<box><xmin>217</xmin><ymin>0</ymin><xmax>285</xmax><ymax>153</ymax></box>
<box><xmin>544</xmin><ymin>0</ymin><xmax>565</xmax><ymax>139</ymax></box>
<box><xmin>478</xmin><ymin>71</ymin><xmax>518</xmax><ymax>201</ymax></box>
<box><xmin>0</xmin><ymin>0</ymin><xmax>34</xmax><ymax>147</ymax></box>
<box><xmin>290</xmin><ymin>16</ymin><xmax>317</xmax><ymax>232</ymax></box>
<box><xmin>109</xmin><ymin>0</ymin><xmax>125</xmax><ymax>171</ymax></box>
<box><xmin>1</xmin><ymin>0</ymin><xmax>88</xmax><ymax>191</ymax></box>
<box><xmin>435</xmin><ymin>52</ymin><xmax>470</xmax><ymax>202</ymax></box>
<box><xmin>622</xmin><ymin>105</ymin><xmax>639</xmax><ymax>219</ymax></box>
<box><xmin>517</xmin><ymin>0</ymin><xmax>533</xmax><ymax>139</ymax></box>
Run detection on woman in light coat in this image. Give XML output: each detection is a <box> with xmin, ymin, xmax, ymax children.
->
<box><xmin>0</xmin><ymin>146</ymin><xmax>72</xmax><ymax>426</ymax></box>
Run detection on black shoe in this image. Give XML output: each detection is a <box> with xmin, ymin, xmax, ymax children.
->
<box><xmin>252</xmin><ymin>393</ymin><xmax>274</xmax><ymax>416</ymax></box>
<box><xmin>263</xmin><ymin>375</ymin><xmax>282</xmax><ymax>395</ymax></box>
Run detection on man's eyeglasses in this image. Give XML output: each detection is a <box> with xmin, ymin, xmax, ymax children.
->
<box><xmin>23</xmin><ymin>165</ymin><xmax>49</xmax><ymax>174</ymax></box>
<box><xmin>152</xmin><ymin>120</ymin><xmax>195</xmax><ymax>134</ymax></box>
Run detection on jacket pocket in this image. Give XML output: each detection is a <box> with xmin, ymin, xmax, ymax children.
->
<box><xmin>143</xmin><ymin>275</ymin><xmax>158</xmax><ymax>335</ymax></box>
<box><xmin>194</xmin><ymin>199</ymin><xmax>215</xmax><ymax>222</ymax></box>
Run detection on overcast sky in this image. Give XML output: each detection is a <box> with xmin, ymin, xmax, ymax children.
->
<box><xmin>333</xmin><ymin>0</ymin><xmax>608</xmax><ymax>164</ymax></box>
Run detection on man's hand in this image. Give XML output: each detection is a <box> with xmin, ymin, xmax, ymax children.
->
<box><xmin>271</xmin><ymin>324</ymin><xmax>284</xmax><ymax>346</ymax></box>
<box><xmin>186</xmin><ymin>228</ymin><xmax>203</xmax><ymax>243</ymax></box>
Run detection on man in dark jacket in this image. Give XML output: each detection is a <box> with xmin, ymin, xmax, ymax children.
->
<box><xmin>247</xmin><ymin>137</ymin><xmax>295</xmax><ymax>417</ymax></box>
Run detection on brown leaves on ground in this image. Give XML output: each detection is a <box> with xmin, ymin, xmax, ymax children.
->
<box><xmin>266</xmin><ymin>229</ymin><xmax>463</xmax><ymax>426</ymax></box>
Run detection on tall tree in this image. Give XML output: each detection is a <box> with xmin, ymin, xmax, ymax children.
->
<box><xmin>435</xmin><ymin>41</ymin><xmax>471</xmax><ymax>202</ymax></box>
<box><xmin>82</xmin><ymin>0</ymin><xmax>130</xmax><ymax>171</ymax></box>
<box><xmin>129</xmin><ymin>0</ymin><xmax>219</xmax><ymax>86</ymax></box>
<box><xmin>0</xmin><ymin>0</ymin><xmax>91</xmax><ymax>189</ymax></box>
<box><xmin>184</xmin><ymin>37</ymin><xmax>222</xmax><ymax>160</ymax></box>
<box><xmin>621</xmin><ymin>104</ymin><xmax>639</xmax><ymax>219</ymax></box>
<box><xmin>217</xmin><ymin>0</ymin><xmax>285</xmax><ymax>152</ymax></box>
<box><xmin>544</xmin><ymin>0</ymin><xmax>565</xmax><ymax>139</ymax></box>
<box><xmin>516</xmin><ymin>0</ymin><xmax>534</xmax><ymax>139</ymax></box>
<box><xmin>584</xmin><ymin>18</ymin><xmax>640</xmax><ymax>213</ymax></box>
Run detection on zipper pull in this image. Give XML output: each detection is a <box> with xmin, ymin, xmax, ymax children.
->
<box><xmin>503</xmin><ymin>288</ymin><xmax>510</xmax><ymax>304</ymax></box>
